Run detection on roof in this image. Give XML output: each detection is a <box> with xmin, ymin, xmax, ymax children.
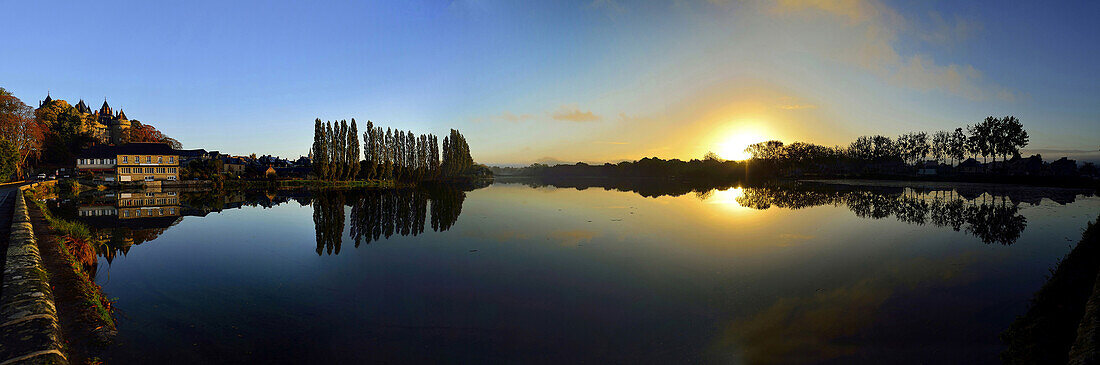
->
<box><xmin>77</xmin><ymin>143</ymin><xmax>180</xmax><ymax>158</ymax></box>
<box><xmin>177</xmin><ymin>149</ymin><xmax>208</xmax><ymax>157</ymax></box>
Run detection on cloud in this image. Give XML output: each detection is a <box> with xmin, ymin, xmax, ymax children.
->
<box><xmin>589</xmin><ymin>0</ymin><xmax>626</xmax><ymax>18</ymax></box>
<box><xmin>757</xmin><ymin>0</ymin><xmax>1012</xmax><ymax>101</ymax></box>
<box><xmin>535</xmin><ymin>156</ymin><xmax>577</xmax><ymax>165</ymax></box>
<box><xmin>473</xmin><ymin>110</ymin><xmax>534</xmax><ymax>123</ymax></box>
<box><xmin>778</xmin><ymin>104</ymin><xmax>817</xmax><ymax>110</ymax></box>
<box><xmin>498</xmin><ymin>111</ymin><xmax>533</xmax><ymax>122</ymax></box>
<box><xmin>550</xmin><ymin>105</ymin><xmax>601</xmax><ymax>122</ymax></box>
<box><xmin>771</xmin><ymin>0</ymin><xmax>882</xmax><ymax>24</ymax></box>
<box><xmin>922</xmin><ymin>11</ymin><xmax>982</xmax><ymax>46</ymax></box>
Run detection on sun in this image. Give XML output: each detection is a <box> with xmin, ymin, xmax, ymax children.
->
<box><xmin>715</xmin><ymin>129</ymin><xmax>768</xmax><ymax>161</ymax></box>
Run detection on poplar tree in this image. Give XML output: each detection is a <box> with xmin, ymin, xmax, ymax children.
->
<box><xmin>325</xmin><ymin>122</ymin><xmax>335</xmax><ymax>180</ymax></box>
<box><xmin>348</xmin><ymin>119</ymin><xmax>360</xmax><ymax>180</ymax></box>
<box><xmin>364</xmin><ymin>120</ymin><xmax>376</xmax><ymax>180</ymax></box>
<box><xmin>384</xmin><ymin>128</ymin><xmax>393</xmax><ymax>180</ymax></box>
<box><xmin>312</xmin><ymin>118</ymin><xmax>327</xmax><ymax>179</ymax></box>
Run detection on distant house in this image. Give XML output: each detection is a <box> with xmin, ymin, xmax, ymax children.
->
<box><xmin>917</xmin><ymin>161</ymin><xmax>938</xmax><ymax>175</ymax></box>
<box><xmin>76</xmin><ymin>143</ymin><xmax>181</xmax><ymax>182</ymax></box>
<box><xmin>264</xmin><ymin>165</ymin><xmax>277</xmax><ymax>178</ymax></box>
<box><xmin>958</xmin><ymin>158</ymin><xmax>982</xmax><ymax>174</ymax></box>
<box><xmin>1051</xmin><ymin>157</ymin><xmax>1078</xmax><ymax>176</ymax></box>
<box><xmin>1005</xmin><ymin>154</ymin><xmax>1043</xmax><ymax>176</ymax></box>
<box><xmin>178</xmin><ymin>149</ymin><xmax>220</xmax><ymax>165</ymax></box>
<box><xmin>221</xmin><ymin>156</ymin><xmax>247</xmax><ymax>175</ymax></box>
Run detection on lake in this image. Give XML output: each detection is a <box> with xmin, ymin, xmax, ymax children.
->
<box><xmin>53</xmin><ymin>180</ymin><xmax>1100</xmax><ymax>364</ymax></box>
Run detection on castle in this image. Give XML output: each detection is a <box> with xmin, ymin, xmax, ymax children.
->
<box><xmin>40</xmin><ymin>93</ymin><xmax>131</xmax><ymax>145</ymax></box>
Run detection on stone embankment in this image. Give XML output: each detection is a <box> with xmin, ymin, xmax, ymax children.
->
<box><xmin>0</xmin><ymin>185</ymin><xmax>66</xmax><ymax>364</ymax></box>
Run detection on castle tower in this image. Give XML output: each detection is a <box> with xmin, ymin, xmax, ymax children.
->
<box><xmin>75</xmin><ymin>99</ymin><xmax>91</xmax><ymax>114</ymax></box>
<box><xmin>99</xmin><ymin>100</ymin><xmax>130</xmax><ymax>145</ymax></box>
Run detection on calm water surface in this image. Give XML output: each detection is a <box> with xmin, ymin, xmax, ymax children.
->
<box><xmin>58</xmin><ymin>181</ymin><xmax>1099</xmax><ymax>364</ymax></box>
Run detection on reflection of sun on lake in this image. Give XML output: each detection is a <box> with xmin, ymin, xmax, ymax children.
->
<box><xmin>705</xmin><ymin>187</ymin><xmax>747</xmax><ymax>211</ymax></box>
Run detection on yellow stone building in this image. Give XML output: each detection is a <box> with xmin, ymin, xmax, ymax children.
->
<box><xmin>76</xmin><ymin>142</ymin><xmax>180</xmax><ymax>182</ymax></box>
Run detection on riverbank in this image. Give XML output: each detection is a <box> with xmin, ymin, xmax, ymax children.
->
<box><xmin>25</xmin><ymin>196</ymin><xmax>116</xmax><ymax>363</ymax></box>
<box><xmin>1001</xmin><ymin>213</ymin><xmax>1100</xmax><ymax>363</ymax></box>
<box><xmin>0</xmin><ymin>186</ymin><xmax>66</xmax><ymax>364</ymax></box>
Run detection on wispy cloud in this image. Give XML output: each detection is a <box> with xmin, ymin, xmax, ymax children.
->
<box><xmin>473</xmin><ymin>110</ymin><xmax>534</xmax><ymax>123</ymax></box>
<box><xmin>759</xmin><ymin>0</ymin><xmax>1013</xmax><ymax>101</ymax></box>
<box><xmin>589</xmin><ymin>0</ymin><xmax>626</xmax><ymax>18</ymax></box>
<box><xmin>498</xmin><ymin>111</ymin><xmax>533</xmax><ymax>122</ymax></box>
<box><xmin>550</xmin><ymin>105</ymin><xmax>601</xmax><ymax>122</ymax></box>
<box><xmin>921</xmin><ymin>11</ymin><xmax>981</xmax><ymax>46</ymax></box>
<box><xmin>778</xmin><ymin>104</ymin><xmax>817</xmax><ymax>110</ymax></box>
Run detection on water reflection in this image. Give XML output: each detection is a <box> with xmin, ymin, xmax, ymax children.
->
<box><xmin>312</xmin><ymin>186</ymin><xmax>468</xmax><ymax>255</ymax></box>
<box><xmin>57</xmin><ymin>185</ymin><xmax>474</xmax><ymax>261</ymax></box>
<box><xmin>736</xmin><ymin>185</ymin><xmax>1032</xmax><ymax>245</ymax></box>
<box><xmin>506</xmin><ymin>177</ymin><xmax>1091</xmax><ymax>246</ymax></box>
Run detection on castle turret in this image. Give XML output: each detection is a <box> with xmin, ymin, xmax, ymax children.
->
<box><xmin>39</xmin><ymin>92</ymin><xmax>53</xmax><ymax>107</ymax></box>
<box><xmin>75</xmin><ymin>99</ymin><xmax>90</xmax><ymax>114</ymax></box>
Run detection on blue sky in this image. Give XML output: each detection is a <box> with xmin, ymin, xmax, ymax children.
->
<box><xmin>1</xmin><ymin>0</ymin><xmax>1097</xmax><ymax>164</ymax></box>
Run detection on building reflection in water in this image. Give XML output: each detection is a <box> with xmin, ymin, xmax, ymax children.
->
<box><xmin>61</xmin><ymin>185</ymin><xmax>474</xmax><ymax>263</ymax></box>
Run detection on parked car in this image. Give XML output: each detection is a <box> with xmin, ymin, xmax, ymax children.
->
<box><xmin>36</xmin><ymin>174</ymin><xmax>46</xmax><ymax>180</ymax></box>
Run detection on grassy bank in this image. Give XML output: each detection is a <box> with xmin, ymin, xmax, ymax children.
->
<box><xmin>1001</xmin><ymin>213</ymin><xmax>1100</xmax><ymax>363</ymax></box>
<box><xmin>24</xmin><ymin>192</ymin><xmax>115</xmax><ymax>332</ymax></box>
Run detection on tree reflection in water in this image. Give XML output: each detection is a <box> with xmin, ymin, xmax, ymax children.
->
<box><xmin>736</xmin><ymin>185</ymin><xmax>1030</xmax><ymax>245</ymax></box>
<box><xmin>315</xmin><ymin>185</ymin><xmax>468</xmax><ymax>255</ymax></box>
<box><xmin>58</xmin><ymin>185</ymin><xmax>474</xmax><ymax>263</ymax></box>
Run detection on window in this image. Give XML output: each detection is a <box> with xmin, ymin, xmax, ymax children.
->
<box><xmin>122</xmin><ymin>156</ymin><xmax>128</xmax><ymax>163</ymax></box>
<box><xmin>158</xmin><ymin>156</ymin><xmax>163</xmax><ymax>163</ymax></box>
<box><xmin>145</xmin><ymin>156</ymin><xmax>151</xmax><ymax>163</ymax></box>
<box><xmin>169</xmin><ymin>157</ymin><xmax>175</xmax><ymax>163</ymax></box>
<box><xmin>146</xmin><ymin>167</ymin><xmax>154</xmax><ymax>173</ymax></box>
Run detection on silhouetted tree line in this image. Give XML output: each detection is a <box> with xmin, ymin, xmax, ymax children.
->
<box><xmin>743</xmin><ymin>115</ymin><xmax>1031</xmax><ymax>174</ymax></box>
<box><xmin>498</xmin><ymin>155</ymin><xmax>752</xmax><ymax>182</ymax></box>
<box><xmin>510</xmin><ymin>175</ymin><xmax>742</xmax><ymax>198</ymax></box>
<box><xmin>735</xmin><ymin>185</ymin><xmax>1029</xmax><ymax>245</ymax></box>
<box><xmin>312</xmin><ymin>118</ymin><xmax>362</xmax><ymax>181</ymax></box>
<box><xmin>490</xmin><ymin>116</ymin><xmax>1059</xmax><ymax>184</ymax></box>
<box><xmin>312</xmin><ymin>118</ymin><xmax>486</xmax><ymax>182</ymax></box>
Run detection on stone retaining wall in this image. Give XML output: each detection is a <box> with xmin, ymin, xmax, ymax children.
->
<box><xmin>0</xmin><ymin>187</ymin><xmax>66</xmax><ymax>364</ymax></box>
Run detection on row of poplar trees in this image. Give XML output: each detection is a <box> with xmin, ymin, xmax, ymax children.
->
<box><xmin>311</xmin><ymin>119</ymin><xmax>474</xmax><ymax>182</ymax></box>
<box><xmin>312</xmin><ymin>119</ymin><xmax>361</xmax><ymax>180</ymax></box>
